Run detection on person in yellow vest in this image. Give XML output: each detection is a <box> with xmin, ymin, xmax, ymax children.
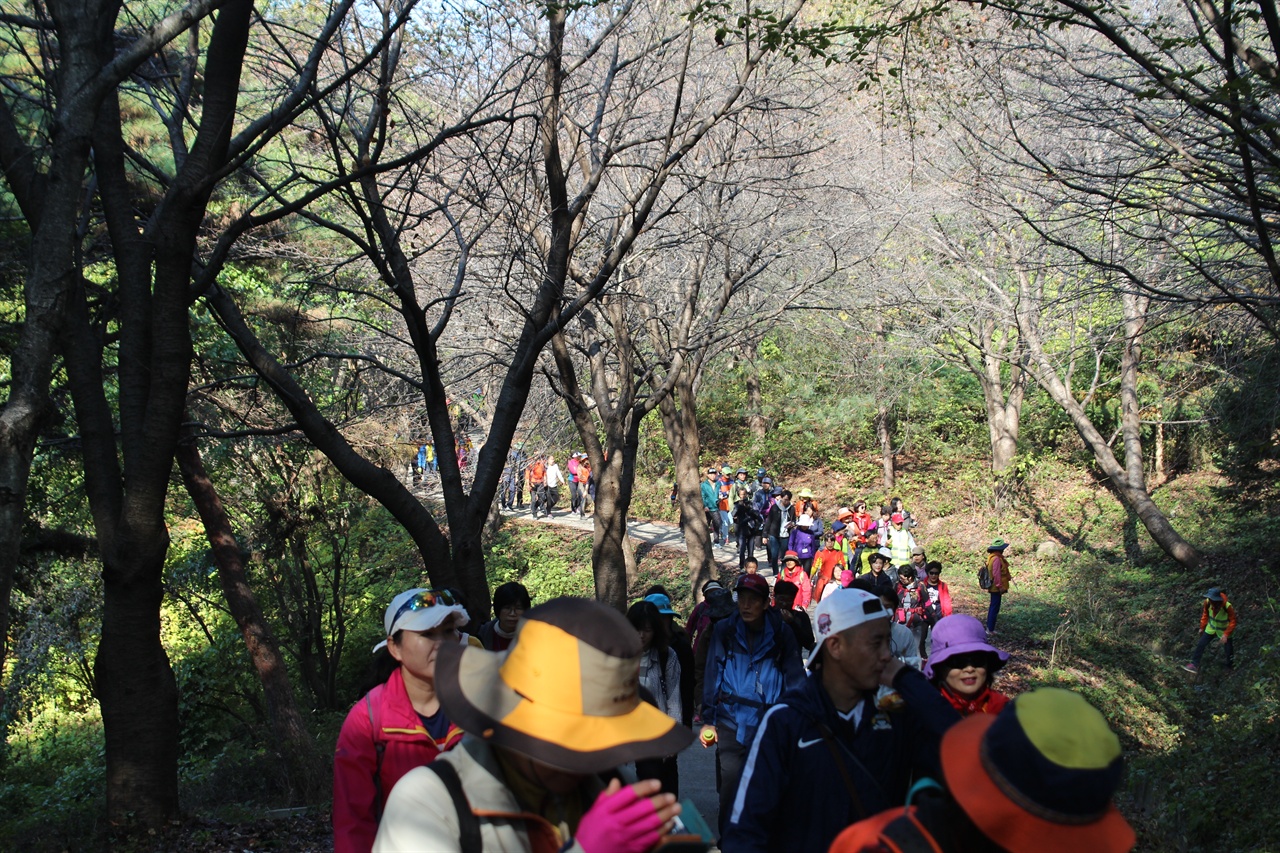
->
<box><xmin>885</xmin><ymin>513</ymin><xmax>916</xmax><ymax>569</ymax></box>
<box><xmin>1183</xmin><ymin>587</ymin><xmax>1236</xmax><ymax>673</ymax></box>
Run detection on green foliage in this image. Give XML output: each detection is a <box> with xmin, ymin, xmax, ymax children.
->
<box><xmin>485</xmin><ymin>526</ymin><xmax>596</xmax><ymax>603</ymax></box>
<box><xmin>0</xmin><ymin>710</ymin><xmax>106</xmax><ymax>851</ymax></box>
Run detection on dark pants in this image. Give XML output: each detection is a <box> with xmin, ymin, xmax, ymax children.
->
<box><xmin>767</xmin><ymin>535</ymin><xmax>785</xmax><ymax>573</ymax></box>
<box><xmin>986</xmin><ymin>593</ymin><xmax>1002</xmax><ymax>632</ymax></box>
<box><xmin>635</xmin><ymin>754</ymin><xmax>680</xmax><ymax>798</ymax></box>
<box><xmin>715</xmin><ymin>728</ymin><xmax>748</xmax><ymax>836</ymax></box>
<box><xmin>706</xmin><ymin>510</ymin><xmax>721</xmax><ymax>544</ymax></box>
<box><xmin>737</xmin><ymin>532</ymin><xmax>755</xmax><ymax>569</ymax></box>
<box><xmin>532</xmin><ymin>483</ymin><xmax>549</xmax><ymax>515</ymax></box>
<box><xmin>569</xmin><ymin>480</ymin><xmax>582</xmax><ymax>513</ymax></box>
<box><xmin>1191</xmin><ymin>631</ymin><xmax>1234</xmax><ymax>667</ymax></box>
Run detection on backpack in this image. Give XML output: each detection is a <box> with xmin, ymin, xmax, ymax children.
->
<box><xmin>977</xmin><ymin>564</ymin><xmax>993</xmax><ymax>590</ymax></box>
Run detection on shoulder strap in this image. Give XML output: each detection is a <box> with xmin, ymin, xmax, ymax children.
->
<box><xmin>429</xmin><ymin>760</ymin><xmax>483</xmax><ymax>853</ymax></box>
<box><xmin>879</xmin><ymin>807</ymin><xmax>945</xmax><ymax>853</ymax></box>
<box><xmin>367</xmin><ymin>694</ymin><xmax>387</xmax><ymax>821</ymax></box>
<box><xmin>811</xmin><ymin>718</ymin><xmax>868</xmax><ymax>820</ymax></box>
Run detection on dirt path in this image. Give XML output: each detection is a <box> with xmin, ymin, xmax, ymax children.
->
<box><xmin>502</xmin><ymin>502</ymin><xmax>749</xmax><ymax>567</ymax></box>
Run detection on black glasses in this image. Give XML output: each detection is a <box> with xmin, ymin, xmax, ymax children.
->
<box><xmin>391</xmin><ymin>589</ymin><xmax>457</xmax><ymax>626</ymax></box>
<box><xmin>945</xmin><ymin>652</ymin><xmax>992</xmax><ymax>670</ymax></box>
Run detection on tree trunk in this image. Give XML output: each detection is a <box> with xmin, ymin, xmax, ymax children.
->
<box><xmin>745</xmin><ymin>361</ymin><xmax>767</xmax><ymax>440</ymax></box>
<box><xmin>95</xmin><ymin>536</ymin><xmax>180</xmax><ymax>826</ymax></box>
<box><xmin>659</xmin><ymin>383</ymin><xmax>717</xmax><ymax>594</ymax></box>
<box><xmin>1019</xmin><ymin>304</ymin><xmax>1199</xmax><ymax>567</ymax></box>
<box><xmin>0</xmin><ymin>0</ymin><xmax>108</xmax><ymax>718</ymax></box>
<box><xmin>972</xmin><ymin>321</ymin><xmax>1028</xmax><ymax>510</ymax></box>
<box><xmin>176</xmin><ymin>436</ymin><xmax>323</xmax><ymax>800</ymax></box>
<box><xmin>876</xmin><ymin>403</ymin><xmax>895</xmax><ymax>491</ymax></box>
<box><xmin>591</xmin><ymin>454</ymin><xmax>631</xmax><ymax>611</ymax></box>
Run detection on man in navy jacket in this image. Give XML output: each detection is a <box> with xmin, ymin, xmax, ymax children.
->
<box><xmin>721</xmin><ymin>588</ymin><xmax>959</xmax><ymax>853</ymax></box>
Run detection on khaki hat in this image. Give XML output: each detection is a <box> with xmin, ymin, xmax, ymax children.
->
<box><xmin>435</xmin><ymin>597</ymin><xmax>691</xmax><ymax>773</ymax></box>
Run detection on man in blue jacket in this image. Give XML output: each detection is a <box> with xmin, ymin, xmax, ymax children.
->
<box><xmin>700</xmin><ymin>573</ymin><xmax>805</xmax><ymax>836</ymax></box>
<box><xmin>721</xmin><ymin>587</ymin><xmax>959</xmax><ymax>853</ymax></box>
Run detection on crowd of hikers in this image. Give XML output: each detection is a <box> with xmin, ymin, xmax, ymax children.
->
<box><xmin>331</xmin><ymin>554</ymin><xmax>1184</xmax><ymax>852</ymax></box>
<box><xmin>328</xmin><ymin>457</ymin><xmax>1245</xmax><ymax>852</ymax></box>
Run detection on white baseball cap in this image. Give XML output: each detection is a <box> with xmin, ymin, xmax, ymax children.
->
<box><xmin>374</xmin><ymin>588</ymin><xmax>470</xmax><ymax>652</ymax></box>
<box><xmin>806</xmin><ymin>587</ymin><xmax>890</xmax><ymax>669</ymax></box>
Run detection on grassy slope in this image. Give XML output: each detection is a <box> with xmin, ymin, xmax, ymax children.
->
<box><xmin>495</xmin><ymin>456</ymin><xmax>1280</xmax><ymax>852</ymax></box>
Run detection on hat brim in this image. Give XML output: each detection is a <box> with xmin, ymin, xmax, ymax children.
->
<box><xmin>942</xmin><ymin>715</ymin><xmax>1136</xmax><ymax>853</ymax></box>
<box><xmin>923</xmin><ymin>641</ymin><xmax>1010</xmax><ymax>680</ymax></box>
<box><xmin>435</xmin><ymin>642</ymin><xmax>691</xmax><ymax>774</ymax></box>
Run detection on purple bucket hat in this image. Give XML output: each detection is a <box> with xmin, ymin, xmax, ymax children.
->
<box><xmin>923</xmin><ymin>614</ymin><xmax>1010</xmax><ymax>679</ymax></box>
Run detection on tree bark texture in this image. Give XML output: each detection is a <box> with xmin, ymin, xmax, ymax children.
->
<box><xmin>176</xmin><ymin>436</ymin><xmax>322</xmax><ymax>800</ymax></box>
<box><xmin>659</xmin><ymin>382</ymin><xmax>716</xmax><ymax>594</ymax></box>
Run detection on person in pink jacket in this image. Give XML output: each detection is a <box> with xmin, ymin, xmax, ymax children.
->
<box><xmin>333</xmin><ymin>588</ymin><xmax>472</xmax><ymax>853</ymax></box>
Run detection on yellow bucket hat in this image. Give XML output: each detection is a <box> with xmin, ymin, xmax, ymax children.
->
<box><xmin>435</xmin><ymin>597</ymin><xmax>692</xmax><ymax>773</ymax></box>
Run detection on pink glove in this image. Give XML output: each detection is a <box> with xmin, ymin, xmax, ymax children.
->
<box><xmin>575</xmin><ymin>783</ymin><xmax>663</xmax><ymax>853</ymax></box>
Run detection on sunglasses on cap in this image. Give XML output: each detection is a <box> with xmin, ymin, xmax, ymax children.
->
<box><xmin>391</xmin><ymin>589</ymin><xmax>458</xmax><ymax>625</ymax></box>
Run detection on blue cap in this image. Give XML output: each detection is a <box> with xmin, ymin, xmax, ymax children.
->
<box><xmin>644</xmin><ymin>593</ymin><xmax>679</xmax><ymax>616</ymax></box>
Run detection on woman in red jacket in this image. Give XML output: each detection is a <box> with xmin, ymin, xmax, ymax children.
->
<box><xmin>332</xmin><ymin>588</ymin><xmax>471</xmax><ymax>853</ymax></box>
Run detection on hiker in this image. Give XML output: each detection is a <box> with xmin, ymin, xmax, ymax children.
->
<box><xmin>854</xmin><ymin>578</ymin><xmax>921</xmax><ymax>670</ymax></box>
<box><xmin>577</xmin><ymin>455</ymin><xmax>593</xmax><ymax>516</ymax></box>
<box><xmin>721</xmin><ymin>588</ymin><xmax>959</xmax><ymax>853</ymax></box>
<box><xmin>701</xmin><ymin>574</ymin><xmax>805</xmax><ymax>835</ymax></box>
<box><xmin>763</xmin><ymin>488</ymin><xmax>794</xmax><ymax>574</ymax></box>
<box><xmin>733</xmin><ymin>491</ymin><xmax>763</xmax><ymax>570</ymax></box>
<box><xmin>543</xmin><ymin>455</ymin><xmax>564</xmax><ymax>514</ymax></box>
<box><xmin>628</xmin><ymin>600</ymin><xmax>683</xmax><ymax>797</ymax></box>
<box><xmin>788</xmin><ymin>489</ymin><xmax>823</xmax><ymax>572</ymax></box>
<box><xmin>885</xmin><ymin>513</ymin><xmax>916</xmax><ymax>570</ymax></box>
<box><xmin>772</xmin><ymin>579</ymin><xmax>815</xmax><ymax>654</ymax></box>
<box><xmin>334</xmin><ymin>589</ymin><xmax>472</xmax><ymax>853</ymax></box>
<box><xmin>778</xmin><ymin>550</ymin><xmax>812</xmax><ymax>608</ymax></box>
<box><xmin>646</xmin><ymin>591</ymin><xmax>695</xmax><ymax>728</ymax></box>
<box><xmin>918</xmin><ymin>561</ymin><xmax>952</xmax><ymax>658</ymax></box>
<box><xmin>925</xmin><ymin>615</ymin><xmax>1011</xmax><ymax>717</ymax></box>
<box><xmin>1183</xmin><ymin>586</ymin><xmax>1237</xmax><ymax>673</ymax></box>
<box><xmin>812</xmin><ymin>532</ymin><xmax>847</xmax><ymax>602</ymax></box>
<box><xmin>894</xmin><ymin>565</ymin><xmax>927</xmax><ymax>660</ymax></box>
<box><xmin>566</xmin><ymin>453</ymin><xmax>582</xmax><ymax>514</ymax></box>
<box><xmin>717</xmin><ymin>466</ymin><xmax>733</xmax><ymax>547</ymax></box>
<box><xmin>829</xmin><ymin>688</ymin><xmax>1136</xmax><ymax>853</ymax></box>
<box><xmin>526</xmin><ymin>455</ymin><xmax>548</xmax><ymax>518</ymax></box>
<box><xmin>372</xmin><ymin>597</ymin><xmax>689</xmax><ymax>853</ymax></box>
<box><xmin>984</xmin><ymin>539</ymin><xmax>1012</xmax><ymax>634</ymax></box>
<box><xmin>701</xmin><ymin>468</ymin><xmax>722</xmax><ymax>546</ymax></box>
<box><xmin>850</xmin><ymin>500</ymin><xmax>876</xmax><ymax>540</ymax></box>
<box><xmin>862</xmin><ymin>550</ymin><xmax>896</xmax><ymax>601</ymax></box>
<box><xmin>690</xmin><ymin>582</ymin><xmax>736</xmax><ymax>726</ymax></box>
<box><xmin>476</xmin><ymin>582</ymin><xmax>531</xmax><ymax>652</ymax></box>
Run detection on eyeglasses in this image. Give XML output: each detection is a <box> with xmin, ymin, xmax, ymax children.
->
<box><xmin>391</xmin><ymin>589</ymin><xmax>457</xmax><ymax>627</ymax></box>
<box><xmin>499</xmin><ymin>604</ymin><xmax>526</xmax><ymax>615</ymax></box>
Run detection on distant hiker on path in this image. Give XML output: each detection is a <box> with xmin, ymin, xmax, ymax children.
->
<box><xmin>982</xmin><ymin>539</ymin><xmax>1011</xmax><ymax>635</ymax></box>
<box><xmin>1183</xmin><ymin>587</ymin><xmax>1236</xmax><ymax>674</ymax></box>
